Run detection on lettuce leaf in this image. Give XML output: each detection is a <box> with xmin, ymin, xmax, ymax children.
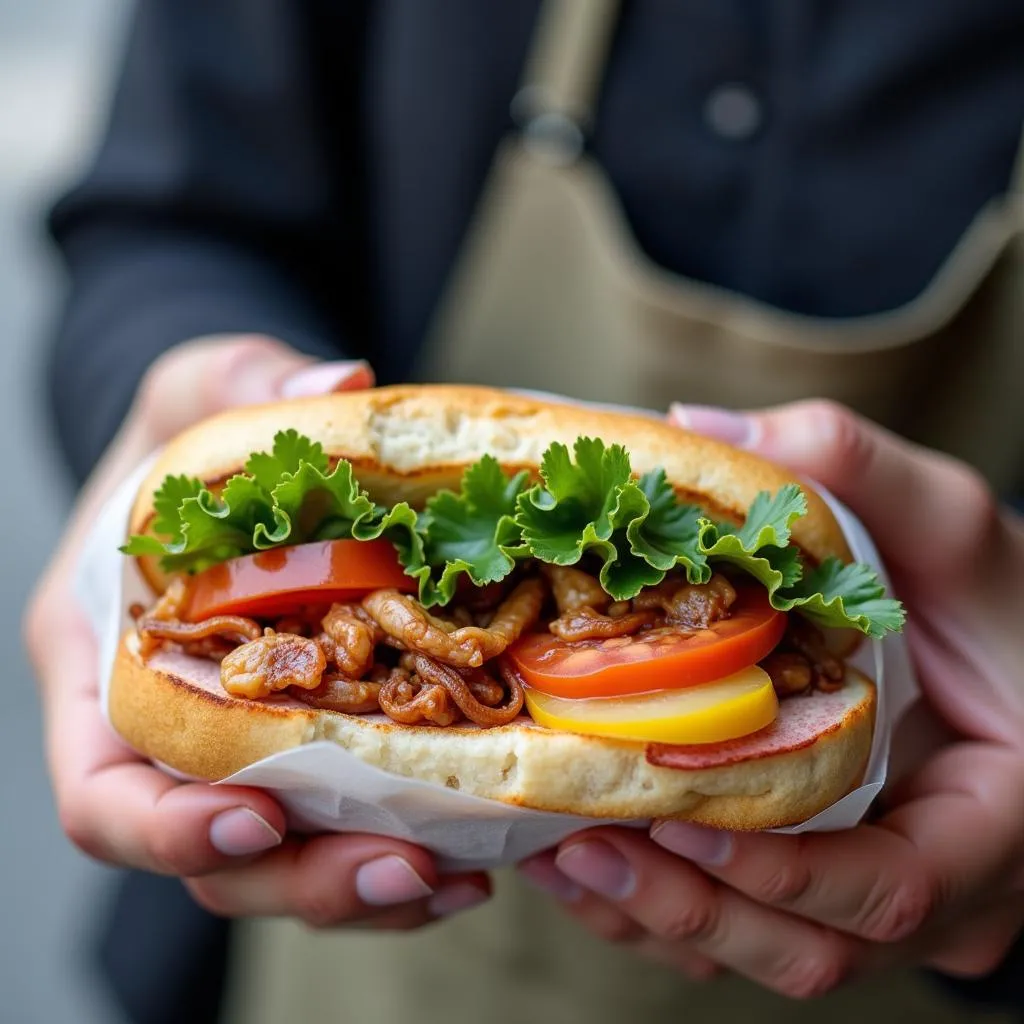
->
<box><xmin>515</xmin><ymin>439</ymin><xmax>664</xmax><ymax>598</ymax></box>
<box><xmin>774</xmin><ymin>557</ymin><xmax>907</xmax><ymax>638</ymax></box>
<box><xmin>395</xmin><ymin>455</ymin><xmax>530</xmax><ymax>607</ymax></box>
<box><xmin>121</xmin><ymin>430</ymin><xmax>411</xmax><ymax>574</ymax></box>
<box><xmin>245</xmin><ymin>428</ymin><xmax>328</xmax><ymax>490</ymax></box>
<box><xmin>122</xmin><ymin>428</ymin><xmax>904</xmax><ymax>636</ymax></box>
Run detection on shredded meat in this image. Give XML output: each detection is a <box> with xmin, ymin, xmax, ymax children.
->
<box><xmin>411</xmin><ymin>655</ymin><xmax>524</xmax><ymax>726</ymax></box>
<box><xmin>378</xmin><ymin>668</ymin><xmax>460</xmax><ymax>726</ymax></box>
<box><xmin>138</xmin><ymin>614</ymin><xmax>262</xmax><ymax>657</ymax></box>
<box><xmin>664</xmin><ymin>574</ymin><xmax>737</xmax><ymax>629</ymax></box>
<box><xmin>786</xmin><ymin>618</ymin><xmax>844</xmax><ymax>689</ymax></box>
<box><xmin>549</xmin><ymin>606</ymin><xmax>657</xmax><ymax>641</ymax></box>
<box><xmin>363</xmin><ymin>579</ymin><xmax>545</xmax><ymax>668</ymax></box>
<box><xmin>543</xmin><ymin>565</ymin><xmax>610</xmax><ymax>615</ymax></box>
<box><xmin>220</xmin><ymin>632</ymin><xmax>326</xmax><ymax>698</ymax></box>
<box><xmin>458</xmin><ymin>580</ymin><xmax>512</xmax><ymax>613</ymax></box>
<box><xmin>629</xmin><ymin>573</ymin><xmax>736</xmax><ymax>629</ymax></box>
<box><xmin>273</xmin><ymin>616</ymin><xmax>317</xmax><ymax>637</ymax></box>
<box><xmin>292</xmin><ymin>673</ymin><xmax>383</xmax><ymax>714</ymax></box>
<box><xmin>457</xmin><ymin>667</ymin><xmax>505</xmax><ymax>707</ymax></box>
<box><xmin>483</xmin><ymin>578</ymin><xmax>546</xmax><ymax>643</ymax></box>
<box><xmin>146</xmin><ymin>577</ymin><xmax>188</xmax><ymax>621</ymax></box>
<box><xmin>320</xmin><ymin>603</ymin><xmax>383</xmax><ymax>677</ymax></box>
<box><xmin>179</xmin><ymin>637</ymin><xmax>237</xmax><ymax>662</ymax></box>
<box><xmin>761</xmin><ymin>652</ymin><xmax>813</xmax><ymax>696</ymax></box>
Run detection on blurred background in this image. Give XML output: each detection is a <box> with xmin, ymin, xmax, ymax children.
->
<box><xmin>1</xmin><ymin>1</ymin><xmax>129</xmax><ymax>1021</ymax></box>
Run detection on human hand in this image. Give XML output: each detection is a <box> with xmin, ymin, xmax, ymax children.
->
<box><xmin>520</xmin><ymin>400</ymin><xmax>1024</xmax><ymax>995</ymax></box>
<box><xmin>25</xmin><ymin>336</ymin><xmax>489</xmax><ymax>928</ymax></box>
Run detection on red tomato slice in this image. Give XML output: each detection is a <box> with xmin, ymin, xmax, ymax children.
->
<box><xmin>507</xmin><ymin>585</ymin><xmax>786</xmax><ymax>699</ymax></box>
<box><xmin>183</xmin><ymin>539</ymin><xmax>416</xmax><ymax>620</ymax></box>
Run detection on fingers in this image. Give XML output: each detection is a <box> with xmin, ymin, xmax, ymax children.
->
<box><xmin>668</xmin><ymin>399</ymin><xmax>998</xmax><ymax>576</ymax></box>
<box><xmin>35</xmin><ymin>600</ymin><xmax>285</xmax><ymax>876</ymax></box>
<box><xmin>650</xmin><ymin>745</ymin><xmax>1024</xmax><ymax>947</ymax></box>
<box><xmin>131</xmin><ymin>335</ymin><xmax>372</xmax><ymax>448</ymax></box>
<box><xmin>186</xmin><ymin>834</ymin><xmax>490</xmax><ymax>930</ymax></box>
<box><xmin>921</xmin><ymin>897</ymin><xmax>1024</xmax><ymax>978</ymax></box>
<box><xmin>551</xmin><ymin>829</ymin><xmax>859</xmax><ymax>999</ymax></box>
<box><xmin>518</xmin><ymin>853</ymin><xmax>721</xmax><ymax>981</ymax></box>
<box><xmin>29</xmin><ymin>337</ymin><xmax>373</xmax><ymax>595</ymax></box>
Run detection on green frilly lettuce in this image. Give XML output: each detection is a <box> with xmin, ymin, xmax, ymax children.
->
<box><xmin>123</xmin><ymin>430</ymin><xmax>904</xmax><ymax>635</ymax></box>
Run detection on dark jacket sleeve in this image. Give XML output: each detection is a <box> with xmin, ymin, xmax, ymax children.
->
<box><xmin>46</xmin><ymin>0</ymin><xmax>372</xmax><ymax>482</ymax></box>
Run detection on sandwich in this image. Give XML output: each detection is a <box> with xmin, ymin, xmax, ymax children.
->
<box><xmin>113</xmin><ymin>385</ymin><xmax>903</xmax><ymax>829</ymax></box>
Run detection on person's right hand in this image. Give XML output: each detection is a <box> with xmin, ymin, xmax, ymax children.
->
<box><xmin>24</xmin><ymin>335</ymin><xmax>491</xmax><ymax>928</ymax></box>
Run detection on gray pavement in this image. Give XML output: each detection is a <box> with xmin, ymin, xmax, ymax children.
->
<box><xmin>1</xmin><ymin>3</ymin><xmax>131</xmax><ymax>1022</ymax></box>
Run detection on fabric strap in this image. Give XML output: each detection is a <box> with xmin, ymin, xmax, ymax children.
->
<box><xmin>515</xmin><ymin>0</ymin><xmax>621</xmax><ymax>127</ymax></box>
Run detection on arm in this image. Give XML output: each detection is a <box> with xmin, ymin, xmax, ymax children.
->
<box><xmin>46</xmin><ymin>0</ymin><xmax>373</xmax><ymax>480</ymax></box>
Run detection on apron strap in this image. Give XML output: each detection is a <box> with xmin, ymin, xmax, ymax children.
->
<box><xmin>1012</xmin><ymin>126</ymin><xmax>1024</xmax><ymax>197</ymax></box>
<box><xmin>512</xmin><ymin>0</ymin><xmax>621</xmax><ymax>163</ymax></box>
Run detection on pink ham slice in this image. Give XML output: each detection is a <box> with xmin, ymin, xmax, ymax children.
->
<box><xmin>647</xmin><ymin>670</ymin><xmax>874</xmax><ymax>770</ymax></box>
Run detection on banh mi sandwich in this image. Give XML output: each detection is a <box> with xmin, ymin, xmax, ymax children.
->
<box><xmin>114</xmin><ymin>386</ymin><xmax>904</xmax><ymax>829</ymax></box>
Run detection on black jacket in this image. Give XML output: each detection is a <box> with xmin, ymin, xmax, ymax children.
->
<box><xmin>47</xmin><ymin>3</ymin><xmax>1024</xmax><ymax>1022</ymax></box>
<box><xmin>48</xmin><ymin>0</ymin><xmax>1024</xmax><ymax>482</ymax></box>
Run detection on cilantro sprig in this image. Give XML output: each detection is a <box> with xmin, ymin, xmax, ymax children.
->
<box><xmin>123</xmin><ymin>429</ymin><xmax>904</xmax><ymax>635</ymax></box>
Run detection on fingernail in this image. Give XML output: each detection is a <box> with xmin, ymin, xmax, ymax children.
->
<box><xmin>650</xmin><ymin>822</ymin><xmax>734</xmax><ymax>866</ymax></box>
<box><xmin>355</xmin><ymin>855</ymin><xmax>434</xmax><ymax>907</ymax></box>
<box><xmin>669</xmin><ymin>403</ymin><xmax>760</xmax><ymax>448</ymax></box>
<box><xmin>209</xmin><ymin>808</ymin><xmax>283</xmax><ymax>857</ymax></box>
<box><xmin>427</xmin><ymin>882</ymin><xmax>490</xmax><ymax>918</ymax></box>
<box><xmin>555</xmin><ymin>841</ymin><xmax>636</xmax><ymax>900</ymax></box>
<box><xmin>280</xmin><ymin>360</ymin><xmax>372</xmax><ymax>399</ymax></box>
<box><xmin>518</xmin><ymin>858</ymin><xmax>583</xmax><ymax>902</ymax></box>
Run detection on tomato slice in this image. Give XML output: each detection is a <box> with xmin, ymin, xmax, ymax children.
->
<box><xmin>507</xmin><ymin>585</ymin><xmax>786</xmax><ymax>699</ymax></box>
<box><xmin>524</xmin><ymin>665</ymin><xmax>778</xmax><ymax>745</ymax></box>
<box><xmin>183</xmin><ymin>539</ymin><xmax>416</xmax><ymax>620</ymax></box>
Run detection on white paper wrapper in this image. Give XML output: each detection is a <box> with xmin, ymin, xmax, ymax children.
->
<box><xmin>76</xmin><ymin>454</ymin><xmax>918</xmax><ymax>871</ymax></box>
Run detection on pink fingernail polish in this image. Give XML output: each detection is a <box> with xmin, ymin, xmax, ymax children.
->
<box><xmin>555</xmin><ymin>841</ymin><xmax>636</xmax><ymax>900</ymax></box>
<box><xmin>427</xmin><ymin>882</ymin><xmax>490</xmax><ymax>917</ymax></box>
<box><xmin>650</xmin><ymin>821</ymin><xmax>734</xmax><ymax>866</ymax></box>
<box><xmin>355</xmin><ymin>856</ymin><xmax>433</xmax><ymax>906</ymax></box>
<box><xmin>518</xmin><ymin>858</ymin><xmax>584</xmax><ymax>902</ymax></box>
<box><xmin>209</xmin><ymin>808</ymin><xmax>283</xmax><ymax>856</ymax></box>
<box><xmin>669</xmin><ymin>403</ymin><xmax>760</xmax><ymax>448</ymax></box>
<box><xmin>280</xmin><ymin>360</ymin><xmax>372</xmax><ymax>398</ymax></box>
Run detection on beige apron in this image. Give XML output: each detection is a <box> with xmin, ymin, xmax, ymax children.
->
<box><xmin>223</xmin><ymin>3</ymin><xmax>1023</xmax><ymax>1022</ymax></box>
<box><xmin>419</xmin><ymin>0</ymin><xmax>1024</xmax><ymax>493</ymax></box>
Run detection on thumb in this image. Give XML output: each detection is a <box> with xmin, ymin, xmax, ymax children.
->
<box><xmin>668</xmin><ymin>399</ymin><xmax>996</xmax><ymax>573</ymax></box>
<box><xmin>40</xmin><ymin>337</ymin><xmax>372</xmax><ymax>582</ymax></box>
<box><xmin>133</xmin><ymin>334</ymin><xmax>373</xmax><ymax>444</ymax></box>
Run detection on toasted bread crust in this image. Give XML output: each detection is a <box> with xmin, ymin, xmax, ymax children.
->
<box><xmin>117</xmin><ymin>386</ymin><xmax>868</xmax><ymax>826</ymax></box>
<box><xmin>110</xmin><ymin>634</ymin><xmax>874</xmax><ymax>828</ymax></box>
<box><xmin>129</xmin><ymin>385</ymin><xmax>851</xmax><ymax>594</ymax></box>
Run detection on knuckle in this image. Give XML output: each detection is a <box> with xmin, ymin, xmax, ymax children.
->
<box><xmin>940</xmin><ymin>942</ymin><xmax>1010</xmax><ymax>979</ymax></box>
<box><xmin>857</xmin><ymin>876</ymin><xmax>934</xmax><ymax>943</ymax></box>
<box><xmin>750</xmin><ymin>863</ymin><xmax>814</xmax><ymax>908</ymax></box>
<box><xmin>294</xmin><ymin>882</ymin><xmax>349</xmax><ymax>930</ymax></box>
<box><xmin>949</xmin><ymin>462</ymin><xmax>1000</xmax><ymax>550</ymax></box>
<box><xmin>585</xmin><ymin>910</ymin><xmax>639</xmax><ymax>945</ymax></box>
<box><xmin>809</xmin><ymin>400</ymin><xmax>873</xmax><ymax>476</ymax></box>
<box><xmin>185</xmin><ymin>879</ymin><xmax>235</xmax><ymax>919</ymax></box>
<box><xmin>773</xmin><ymin>948</ymin><xmax>848</xmax><ymax>1001</ymax></box>
<box><xmin>656</xmin><ymin>900</ymin><xmax>720</xmax><ymax>944</ymax></box>
<box><xmin>57</xmin><ymin>801</ymin><xmax>106</xmax><ymax>863</ymax></box>
<box><xmin>135</xmin><ymin>347</ymin><xmax>181</xmax><ymax>421</ymax></box>
<box><xmin>144</xmin><ymin>824</ymin><xmax>189</xmax><ymax>876</ymax></box>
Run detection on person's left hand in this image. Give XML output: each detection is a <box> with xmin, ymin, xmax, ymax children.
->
<box><xmin>518</xmin><ymin>400</ymin><xmax>1024</xmax><ymax>997</ymax></box>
